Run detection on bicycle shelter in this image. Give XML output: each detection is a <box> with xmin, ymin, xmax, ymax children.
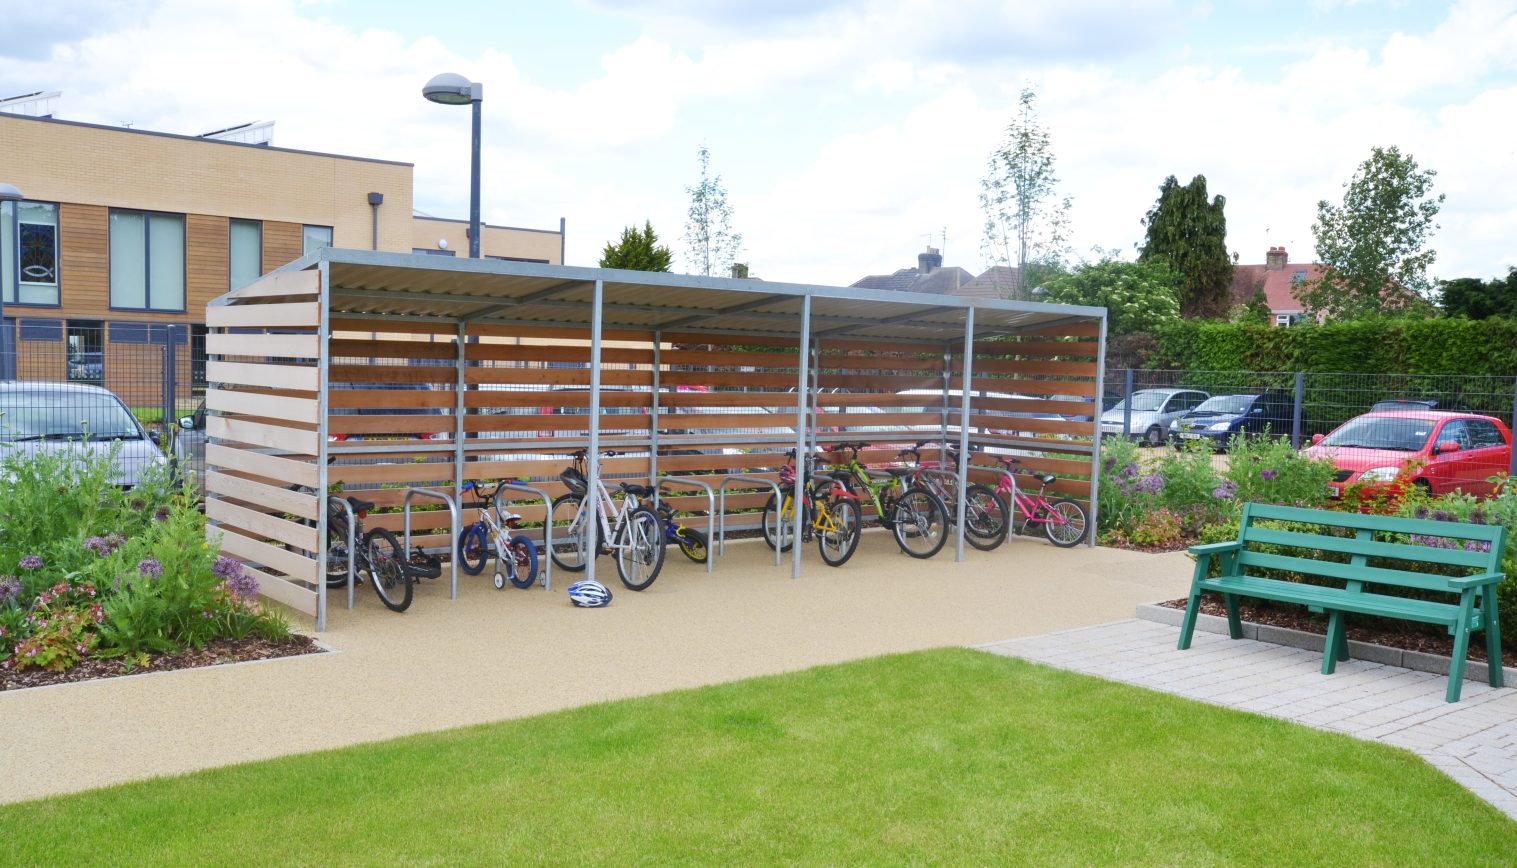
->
<box><xmin>202</xmin><ymin>249</ymin><xmax>1108</xmax><ymax>629</ymax></box>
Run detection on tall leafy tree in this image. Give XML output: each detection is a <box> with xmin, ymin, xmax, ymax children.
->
<box><xmin>1039</xmin><ymin>258</ymin><xmax>1181</xmax><ymax>336</ymax></box>
<box><xmin>1440</xmin><ymin>268</ymin><xmax>1517</xmax><ymax>319</ymax></box>
<box><xmin>1301</xmin><ymin>146</ymin><xmax>1444</xmax><ymax>319</ymax></box>
<box><xmin>682</xmin><ymin>146</ymin><xmax>742</xmax><ymax>276</ymax></box>
<box><xmin>1138</xmin><ymin>174</ymin><xmax>1233</xmax><ymax>318</ymax></box>
<box><xmin>599</xmin><ymin>221</ymin><xmax>673</xmax><ymax>272</ymax></box>
<box><xmin>979</xmin><ymin>85</ymin><xmax>1072</xmax><ymax>292</ymax></box>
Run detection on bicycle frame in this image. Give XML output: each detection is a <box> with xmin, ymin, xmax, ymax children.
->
<box><xmin>827</xmin><ymin>442</ymin><xmax>903</xmax><ymax>518</ymax></box>
<box><xmin>566</xmin><ymin>452</ymin><xmax>647</xmax><ymax>559</ymax></box>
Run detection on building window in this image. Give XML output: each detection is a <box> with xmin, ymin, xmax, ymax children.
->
<box><xmin>302</xmin><ymin>225</ymin><xmax>333</xmax><ymax>255</ymax></box>
<box><xmin>229</xmin><ymin>219</ymin><xmax>262</xmax><ymax>290</ymax></box>
<box><xmin>67</xmin><ymin>320</ymin><xmax>104</xmax><ymax>384</ymax></box>
<box><xmin>110</xmin><ymin>210</ymin><xmax>185</xmax><ymax>312</ymax></box>
<box><xmin>1291</xmin><ymin>270</ymin><xmax>1307</xmax><ymax>285</ymax></box>
<box><xmin>412</xmin><ymin>248</ymin><xmax>456</xmax><ymax>257</ymax></box>
<box><xmin>1275</xmin><ymin>314</ymin><xmax>1292</xmax><ymax>327</ymax></box>
<box><xmin>2</xmin><ymin>200</ymin><xmax>60</xmax><ymax>306</ymax></box>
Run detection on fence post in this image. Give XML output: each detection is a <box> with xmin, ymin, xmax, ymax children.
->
<box><xmin>1510</xmin><ymin>375</ymin><xmax>1517</xmax><ymax>479</ymax></box>
<box><xmin>1291</xmin><ymin>371</ymin><xmax>1305</xmax><ymax>449</ymax></box>
<box><xmin>1122</xmin><ymin>368</ymin><xmax>1134</xmax><ymax>438</ymax></box>
<box><xmin>163</xmin><ymin>325</ymin><xmax>179</xmax><ymax>452</ymax></box>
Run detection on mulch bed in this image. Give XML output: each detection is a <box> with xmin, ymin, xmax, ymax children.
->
<box><xmin>1159</xmin><ymin>597</ymin><xmax>1517</xmax><ymax>668</ymax></box>
<box><xmin>1</xmin><ymin>635</ymin><xmax>325</xmax><ymax>692</ymax></box>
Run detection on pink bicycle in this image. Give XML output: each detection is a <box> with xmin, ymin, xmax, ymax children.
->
<box><xmin>905</xmin><ymin>444</ymin><xmax>1086</xmax><ymax>549</ymax></box>
<box><xmin>995</xmin><ymin>456</ymin><xmax>1088</xmax><ymax>548</ymax></box>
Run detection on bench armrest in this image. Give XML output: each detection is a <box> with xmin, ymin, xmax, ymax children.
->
<box><xmin>1448</xmin><ymin>572</ymin><xmax>1505</xmax><ymax>590</ymax></box>
<box><xmin>1188</xmin><ymin>541</ymin><xmax>1242</xmax><ymax>557</ymax></box>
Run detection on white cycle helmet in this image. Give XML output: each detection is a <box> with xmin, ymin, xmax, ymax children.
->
<box><xmin>566</xmin><ymin>579</ymin><xmax>612</xmax><ymax>608</ymax></box>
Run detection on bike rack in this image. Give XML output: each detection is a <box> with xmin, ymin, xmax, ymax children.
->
<box><xmin>490</xmin><ymin>480</ymin><xmax>556</xmax><ymax>591</ymax></box>
<box><xmin>403</xmin><ymin>487</ymin><xmax>461</xmax><ymax>600</ymax></box>
<box><xmin>913</xmin><ymin>460</ymin><xmax>1018</xmax><ymax>546</ymax></box>
<box><xmin>327</xmin><ymin>495</ymin><xmax>359</xmax><ymax>613</ymax></box>
<box><xmin>718</xmin><ymin>475</ymin><xmax>783</xmax><ymax>566</ymax></box>
<box><xmin>654</xmin><ymin>476</ymin><xmax>716</xmax><ymax>575</ymax></box>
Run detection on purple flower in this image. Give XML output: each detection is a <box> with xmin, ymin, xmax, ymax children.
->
<box><xmin>83</xmin><ymin>533</ymin><xmax>124</xmax><ymax>557</ymax></box>
<box><xmin>1120</xmin><ymin>463</ymin><xmax>1140</xmax><ymax>479</ymax></box>
<box><xmin>154</xmin><ymin>509</ymin><xmax>169</xmax><ymax>522</ymax></box>
<box><xmin>1432</xmin><ymin>509</ymin><xmax>1452</xmax><ymax>523</ymax></box>
<box><xmin>1469</xmin><ymin>508</ymin><xmax>1487</xmax><ymax>525</ymax></box>
<box><xmin>1259</xmin><ymin>469</ymin><xmax>1277</xmax><ymax>481</ymax></box>
<box><xmin>0</xmin><ymin>576</ymin><xmax>19</xmax><ymax>604</ymax></box>
<box><xmin>137</xmin><ymin>558</ymin><xmax>163</xmax><ymax>580</ymax></box>
<box><xmin>1137</xmin><ymin>473</ymin><xmax>1165</xmax><ymax>495</ymax></box>
<box><xmin>1212</xmin><ymin>480</ymin><xmax>1238</xmax><ymax>500</ymax></box>
<box><xmin>18</xmin><ymin>555</ymin><xmax>42</xmax><ymax>571</ymax></box>
<box><xmin>1413</xmin><ymin>506</ymin><xmax>1429</xmax><ymax>520</ymax></box>
<box><xmin>212</xmin><ymin>555</ymin><xmax>244</xmax><ymax>581</ymax></box>
<box><xmin>224</xmin><ymin>570</ymin><xmax>260</xmax><ymax>601</ymax></box>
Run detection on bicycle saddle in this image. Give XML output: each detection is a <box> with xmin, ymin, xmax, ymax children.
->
<box><xmin>1035</xmin><ymin>473</ymin><xmax>1057</xmax><ymax>485</ymax></box>
<box><xmin>619</xmin><ymin>482</ymin><xmax>654</xmax><ymax>498</ymax></box>
<box><xmin>343</xmin><ymin>496</ymin><xmax>375</xmax><ymax>513</ymax></box>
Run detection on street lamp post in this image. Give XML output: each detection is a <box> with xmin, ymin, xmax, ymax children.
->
<box><xmin>422</xmin><ymin>73</ymin><xmax>483</xmax><ymax>259</ymax></box>
<box><xmin>0</xmin><ymin>181</ymin><xmax>22</xmax><ymax>381</ymax></box>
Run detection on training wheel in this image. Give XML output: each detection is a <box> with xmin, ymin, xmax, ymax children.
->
<box><xmin>493</xmin><ymin>572</ymin><xmax>506</xmax><ymax>590</ymax></box>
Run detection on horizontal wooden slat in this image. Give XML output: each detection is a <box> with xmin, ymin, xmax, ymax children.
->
<box><xmin>207</xmin><ymin>498</ymin><xmax>320</xmax><ymax>551</ymax></box>
<box><xmin>211</xmin><ymin>525</ymin><xmax>318</xmax><ymax>584</ymax></box>
<box><xmin>208</xmin><ymin>360</ymin><xmax>318</xmax><ymax>392</ymax></box>
<box><xmin>242</xmin><ymin>565</ymin><xmax>318</xmax><ymax>616</ymax></box>
<box><xmin>207</xmin><ymin>471</ymin><xmax>319</xmax><ymax>520</ymax></box>
<box><xmin>1237</xmin><ymin>551</ymin><xmax>1459</xmax><ymax>594</ymax></box>
<box><xmin>956</xmin><ymin>358</ymin><xmax>1098</xmax><ymax>377</ymax></box>
<box><xmin>209</xmin><ymin>415</ymin><xmax>320</xmax><ymax>455</ymax></box>
<box><xmin>207</xmin><ymin>301</ymin><xmax>320</xmax><ymax>329</ymax></box>
<box><xmin>207</xmin><ymin>332</ymin><xmax>319</xmax><ymax>359</ymax></box>
<box><xmin>332</xmin><ymin>339</ymin><xmax>461</xmax><ymax>361</ymax></box>
<box><xmin>207</xmin><ymin>390</ymin><xmax>319</xmax><ymax>425</ymax></box>
<box><xmin>226</xmin><ymin>269</ymin><xmax>321</xmax><ymax>301</ymax></box>
<box><xmin>205</xmin><ymin>444</ymin><xmax>319</xmax><ymax>489</ymax></box>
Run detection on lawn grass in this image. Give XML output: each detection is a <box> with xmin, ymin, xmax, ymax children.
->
<box><xmin>3</xmin><ymin>648</ymin><xmax>1514</xmax><ymax>865</ymax></box>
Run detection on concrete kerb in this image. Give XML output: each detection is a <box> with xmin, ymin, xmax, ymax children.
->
<box><xmin>1137</xmin><ymin>602</ymin><xmax>1517</xmax><ymax>684</ymax></box>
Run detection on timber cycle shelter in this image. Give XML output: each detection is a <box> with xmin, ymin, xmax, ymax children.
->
<box><xmin>203</xmin><ymin>249</ymin><xmax>1108</xmax><ymax>629</ymax></box>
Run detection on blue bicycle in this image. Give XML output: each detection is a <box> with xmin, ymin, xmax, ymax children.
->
<box><xmin>457</xmin><ymin>480</ymin><xmax>539</xmax><ymax>590</ymax></box>
<box><xmin>651</xmin><ymin>498</ymin><xmax>709</xmax><ymax>564</ymax></box>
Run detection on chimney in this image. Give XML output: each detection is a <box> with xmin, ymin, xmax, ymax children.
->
<box><xmin>729</xmin><ymin>263</ymin><xmax>749</xmax><ymax>279</ymax></box>
<box><xmin>1265</xmin><ymin>246</ymin><xmax>1288</xmax><ymax>271</ymax></box>
<box><xmin>918</xmin><ymin>246</ymin><xmax>942</xmax><ymax>274</ymax></box>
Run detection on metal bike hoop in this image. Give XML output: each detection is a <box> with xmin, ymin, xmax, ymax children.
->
<box><xmin>654</xmin><ymin>476</ymin><xmax>717</xmax><ymax>575</ymax></box>
<box><xmin>326</xmin><ymin>495</ymin><xmax>357</xmax><ymax>615</ymax></box>
<box><xmin>404</xmin><ymin>487</ymin><xmax>461</xmax><ymax>600</ymax></box>
<box><xmin>490</xmin><ymin>480</ymin><xmax>556</xmax><ymax>590</ymax></box>
<box><xmin>718</xmin><ymin>475</ymin><xmax>783</xmax><ymax>566</ymax></box>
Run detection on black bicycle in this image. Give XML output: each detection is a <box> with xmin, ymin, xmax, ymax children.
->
<box><xmin>324</xmin><ymin>495</ymin><xmax>413</xmax><ymax>613</ymax></box>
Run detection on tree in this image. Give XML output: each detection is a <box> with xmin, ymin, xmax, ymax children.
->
<box><xmin>979</xmin><ymin>85</ymin><xmax>1072</xmax><ymax>291</ymax></box>
<box><xmin>1300</xmin><ymin>146</ymin><xmax>1444</xmax><ymax>319</ymax></box>
<box><xmin>599</xmin><ymin>221</ymin><xmax>673</xmax><ymax>272</ymax></box>
<box><xmin>1138</xmin><ymin>174</ymin><xmax>1233</xmax><ymax>318</ymax></box>
<box><xmin>1440</xmin><ymin>269</ymin><xmax>1517</xmax><ymax>319</ymax></box>
<box><xmin>1039</xmin><ymin>258</ymin><xmax>1181</xmax><ymax>336</ymax></box>
<box><xmin>682</xmin><ymin>146</ymin><xmax>742</xmax><ymax>276</ymax></box>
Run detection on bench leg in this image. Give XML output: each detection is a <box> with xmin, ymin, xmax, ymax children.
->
<box><xmin>1178</xmin><ymin>589</ymin><xmax>1203</xmax><ymax>651</ymax></box>
<box><xmin>1483</xmin><ymin>588</ymin><xmax>1503</xmax><ymax>689</ymax></box>
<box><xmin>1322</xmin><ymin>611</ymin><xmax>1345</xmax><ymax>675</ymax></box>
<box><xmin>1335</xmin><ymin>620</ymin><xmax>1350</xmax><ymax>663</ymax></box>
<box><xmin>1223</xmin><ymin>593</ymin><xmax>1243</xmax><ymax>640</ymax></box>
<box><xmin>1447</xmin><ymin>593</ymin><xmax>1476</xmax><ymax>703</ymax></box>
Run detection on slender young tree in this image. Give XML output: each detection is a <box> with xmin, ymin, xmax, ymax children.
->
<box><xmin>979</xmin><ymin>85</ymin><xmax>1072</xmax><ymax>293</ymax></box>
<box><xmin>1138</xmin><ymin>174</ymin><xmax>1233</xmax><ymax>318</ymax></box>
<box><xmin>599</xmin><ymin>221</ymin><xmax>673</xmax><ymax>272</ymax></box>
<box><xmin>682</xmin><ymin>146</ymin><xmax>742</xmax><ymax>276</ymax></box>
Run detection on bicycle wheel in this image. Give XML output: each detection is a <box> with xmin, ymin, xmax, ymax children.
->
<box><xmin>891</xmin><ymin>486</ymin><xmax>948</xmax><ymax>559</ymax></box>
<box><xmin>675</xmin><ymin>526</ymin><xmax>709</xmax><ymax>564</ymax></box>
<box><xmin>506</xmin><ymin>533</ymin><xmax>539</xmax><ymax>589</ymax></box>
<box><xmin>364</xmin><ymin>527</ymin><xmax>413</xmax><ymax>613</ymax></box>
<box><xmin>817</xmin><ymin>498</ymin><xmax>862</xmax><ymax>567</ymax></box>
<box><xmin>760</xmin><ymin>491</ymin><xmax>797</xmax><ymax>552</ymax></box>
<box><xmin>1042</xmin><ymin>498</ymin><xmax>1089</xmax><ymax>548</ymax></box>
<box><xmin>549</xmin><ymin>493</ymin><xmax>589</xmax><ymax>573</ymax></box>
<box><xmin>456</xmin><ymin>522</ymin><xmax>490</xmax><ymax>575</ymax></box>
<box><xmin>325</xmin><ymin>520</ymin><xmax>354</xmax><ymax>589</ymax></box>
<box><xmin>614</xmin><ymin>506</ymin><xmax>666</xmax><ymax>591</ymax></box>
<box><xmin>962</xmin><ymin>484</ymin><xmax>1010</xmax><ymax>552</ymax></box>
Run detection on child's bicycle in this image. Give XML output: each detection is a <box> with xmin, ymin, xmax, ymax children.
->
<box><xmin>650</xmin><ymin>498</ymin><xmax>710</xmax><ymax>564</ymax></box>
<box><xmin>826</xmin><ymin>441</ymin><xmax>949</xmax><ymax>559</ymax></box>
<box><xmin>758</xmin><ymin>449</ymin><xmax>863</xmax><ymax>567</ymax></box>
<box><xmin>995</xmin><ymin>456</ymin><xmax>1089</xmax><ymax>548</ymax></box>
<box><xmin>456</xmin><ymin>479</ymin><xmax>540</xmax><ymax>590</ymax></box>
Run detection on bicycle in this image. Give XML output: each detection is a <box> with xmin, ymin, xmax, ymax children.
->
<box><xmin>650</xmin><ymin>498</ymin><xmax>710</xmax><ymax>564</ymax></box>
<box><xmin>993</xmin><ymin>456</ymin><xmax>1089</xmax><ymax>548</ymax></box>
<box><xmin>825</xmin><ymin>441</ymin><xmax>949</xmax><ymax>559</ymax></box>
<box><xmin>323</xmin><ymin>494</ymin><xmax>413</xmax><ymax>612</ymax></box>
<box><xmin>547</xmin><ymin>449</ymin><xmax>666</xmax><ymax>590</ymax></box>
<box><xmin>898</xmin><ymin>441</ymin><xmax>1011</xmax><ymax>552</ymax></box>
<box><xmin>456</xmin><ymin>479</ymin><xmax>540</xmax><ymax>590</ymax></box>
<box><xmin>758</xmin><ymin>449</ymin><xmax>863</xmax><ymax>567</ymax></box>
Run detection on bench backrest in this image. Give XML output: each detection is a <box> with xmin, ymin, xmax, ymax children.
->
<box><xmin>1233</xmin><ymin>503</ymin><xmax>1507</xmax><ymax>594</ymax></box>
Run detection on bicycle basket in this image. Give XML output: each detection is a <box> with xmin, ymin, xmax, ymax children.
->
<box><xmin>560</xmin><ymin>466</ymin><xmax>588</xmax><ymax>496</ymax></box>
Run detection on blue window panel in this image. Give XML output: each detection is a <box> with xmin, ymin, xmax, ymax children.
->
<box><xmin>19</xmin><ymin>318</ymin><xmax>62</xmax><ymax>342</ymax></box>
<box><xmin>110</xmin><ymin>321</ymin><xmax>150</xmax><ymax>344</ymax></box>
<box><xmin>148</xmin><ymin>324</ymin><xmax>189</xmax><ymax>345</ymax></box>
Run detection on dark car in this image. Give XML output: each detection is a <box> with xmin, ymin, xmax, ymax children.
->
<box><xmin>1169</xmin><ymin>391</ymin><xmax>1293</xmax><ymax>449</ymax></box>
<box><xmin>1370</xmin><ymin>398</ymin><xmax>1475</xmax><ymax>414</ymax></box>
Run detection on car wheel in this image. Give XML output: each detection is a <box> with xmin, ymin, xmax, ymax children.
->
<box><xmin>1414</xmin><ymin>478</ymin><xmax>1433</xmax><ymax>496</ymax></box>
<box><xmin>1144</xmin><ymin>426</ymin><xmax>1164</xmax><ymax>448</ymax></box>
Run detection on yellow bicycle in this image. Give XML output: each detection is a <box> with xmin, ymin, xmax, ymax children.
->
<box><xmin>759</xmin><ymin>449</ymin><xmax>863</xmax><ymax>567</ymax></box>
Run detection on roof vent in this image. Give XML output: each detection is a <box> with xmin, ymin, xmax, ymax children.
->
<box><xmin>0</xmin><ymin>90</ymin><xmax>61</xmax><ymax>118</ymax></box>
<box><xmin>198</xmin><ymin>120</ymin><xmax>274</xmax><ymax>146</ymax></box>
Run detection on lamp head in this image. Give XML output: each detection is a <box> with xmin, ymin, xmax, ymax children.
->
<box><xmin>423</xmin><ymin>73</ymin><xmax>479</xmax><ymax>105</ymax></box>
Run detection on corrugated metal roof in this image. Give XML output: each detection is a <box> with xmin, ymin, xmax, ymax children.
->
<box><xmin>218</xmin><ymin>248</ymin><xmax>1105</xmax><ymax>343</ymax></box>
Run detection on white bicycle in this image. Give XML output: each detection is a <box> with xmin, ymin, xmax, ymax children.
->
<box><xmin>547</xmin><ymin>449</ymin><xmax>666</xmax><ymax>590</ymax></box>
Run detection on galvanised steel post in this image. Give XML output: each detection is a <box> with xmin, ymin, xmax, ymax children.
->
<box><xmin>649</xmin><ymin>331</ymin><xmax>661</xmax><ymax>485</ymax></box>
<box><xmin>954</xmin><ymin>306</ymin><xmax>975</xmax><ymax>562</ymax></box>
<box><xmin>792</xmin><ymin>294</ymin><xmax>812</xmax><ymax>580</ymax></box>
<box><xmin>1088</xmin><ymin>313</ymin><xmax>1108</xmax><ymax>547</ymax></box>
<box><xmin>1291</xmin><ymin>371</ymin><xmax>1305</xmax><ymax>449</ymax></box>
<box><xmin>586</xmin><ymin>278</ymin><xmax>603</xmax><ymax>584</ymax></box>
<box><xmin>1123</xmin><ymin>368</ymin><xmax>1135</xmax><ymax>438</ymax></box>
<box><xmin>1510</xmin><ymin>375</ymin><xmax>1517</xmax><ymax>478</ymax></box>
<box><xmin>162</xmin><ymin>325</ymin><xmax>179</xmax><ymax>455</ymax></box>
<box><xmin>469</xmin><ymin>95</ymin><xmax>482</xmax><ymax>258</ymax></box>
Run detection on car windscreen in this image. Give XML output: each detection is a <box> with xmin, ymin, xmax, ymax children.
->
<box><xmin>1320</xmin><ymin>417</ymin><xmax>1433</xmax><ymax>451</ymax></box>
<box><xmin>0</xmin><ymin>391</ymin><xmax>143</xmax><ymax>441</ymax></box>
<box><xmin>1109</xmin><ymin>392</ymin><xmax>1168</xmax><ymax>412</ymax></box>
<box><xmin>1193</xmin><ymin>395</ymin><xmax>1256</xmax><ymax>415</ymax></box>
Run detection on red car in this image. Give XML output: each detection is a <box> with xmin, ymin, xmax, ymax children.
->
<box><xmin>1301</xmin><ymin>410</ymin><xmax>1512</xmax><ymax>498</ymax></box>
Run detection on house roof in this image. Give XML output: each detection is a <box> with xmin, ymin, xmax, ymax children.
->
<box><xmin>1259</xmin><ymin>264</ymin><xmax>1323</xmax><ymax>314</ymax></box>
<box><xmin>957</xmin><ymin>266</ymin><xmax>1021</xmax><ymax>300</ymax></box>
<box><xmin>849</xmin><ymin>265</ymin><xmax>977</xmax><ymax>296</ymax></box>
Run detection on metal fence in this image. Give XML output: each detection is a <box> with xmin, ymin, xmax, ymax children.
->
<box><xmin>1102</xmin><ymin>368</ymin><xmax>1517</xmax><ymax>497</ymax></box>
<box><xmin>1</xmin><ymin>325</ymin><xmax>202</xmax><ymax>489</ymax></box>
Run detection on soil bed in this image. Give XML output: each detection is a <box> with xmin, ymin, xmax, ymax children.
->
<box><xmin>1160</xmin><ymin>597</ymin><xmax>1517</xmax><ymax>668</ymax></box>
<box><xmin>2</xmin><ymin>635</ymin><xmax>325</xmax><ymax>692</ymax></box>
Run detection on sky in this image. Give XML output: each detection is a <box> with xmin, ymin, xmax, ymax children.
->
<box><xmin>2</xmin><ymin>0</ymin><xmax>1514</xmax><ymax>287</ymax></box>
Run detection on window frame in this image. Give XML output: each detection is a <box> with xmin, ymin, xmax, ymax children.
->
<box><xmin>302</xmin><ymin>224</ymin><xmax>333</xmax><ymax>256</ymax></box>
<box><xmin>228</xmin><ymin>218</ymin><xmax>264</xmax><ymax>291</ymax></box>
<box><xmin>108</xmin><ymin>208</ymin><xmax>188</xmax><ymax>314</ymax></box>
<box><xmin>2</xmin><ymin>198</ymin><xmax>62</xmax><ymax>308</ymax></box>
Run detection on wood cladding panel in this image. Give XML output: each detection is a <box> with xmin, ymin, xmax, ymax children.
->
<box><xmin>262</xmin><ymin>221</ymin><xmax>303</xmax><ymax>273</ymax></box>
<box><xmin>186</xmin><ymin>214</ymin><xmax>229</xmax><ymax>310</ymax></box>
<box><xmin>57</xmin><ymin>203</ymin><xmax>109</xmax><ymax>317</ymax></box>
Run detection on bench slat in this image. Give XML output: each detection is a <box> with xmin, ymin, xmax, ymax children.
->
<box><xmin>1245</xmin><ymin>527</ymin><xmax>1492</xmax><ymax>570</ymax></box>
<box><xmin>1237</xmin><ymin>550</ymin><xmax>1460</xmax><ymax>593</ymax></box>
<box><xmin>1247</xmin><ymin>503</ymin><xmax>1505</xmax><ymax>544</ymax></box>
<box><xmin>1200</xmin><ymin>575</ymin><xmax>1463</xmax><ymax>626</ymax></box>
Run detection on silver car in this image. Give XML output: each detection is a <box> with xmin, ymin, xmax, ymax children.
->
<box><xmin>0</xmin><ymin>381</ymin><xmax>168</xmax><ymax>488</ymax></box>
<box><xmin>1099</xmin><ymin>388</ymin><xmax>1209</xmax><ymax>447</ymax></box>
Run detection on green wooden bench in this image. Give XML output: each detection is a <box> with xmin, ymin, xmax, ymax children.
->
<box><xmin>1179</xmin><ymin>503</ymin><xmax>1507</xmax><ymax>703</ymax></box>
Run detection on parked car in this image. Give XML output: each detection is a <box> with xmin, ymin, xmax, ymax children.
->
<box><xmin>1300</xmin><ymin>410</ymin><xmax>1512</xmax><ymax>499</ymax></box>
<box><xmin>1369</xmin><ymin>398</ymin><xmax>1474</xmax><ymax>414</ymax></box>
<box><xmin>174</xmin><ymin>400</ymin><xmax>207</xmax><ymax>492</ymax></box>
<box><xmin>1099</xmin><ymin>388</ymin><xmax>1209</xmax><ymax>447</ymax></box>
<box><xmin>0</xmin><ymin>381</ymin><xmax>167</xmax><ymax>488</ymax></box>
<box><xmin>1168</xmin><ymin>391</ymin><xmax>1293</xmax><ymax>450</ymax></box>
